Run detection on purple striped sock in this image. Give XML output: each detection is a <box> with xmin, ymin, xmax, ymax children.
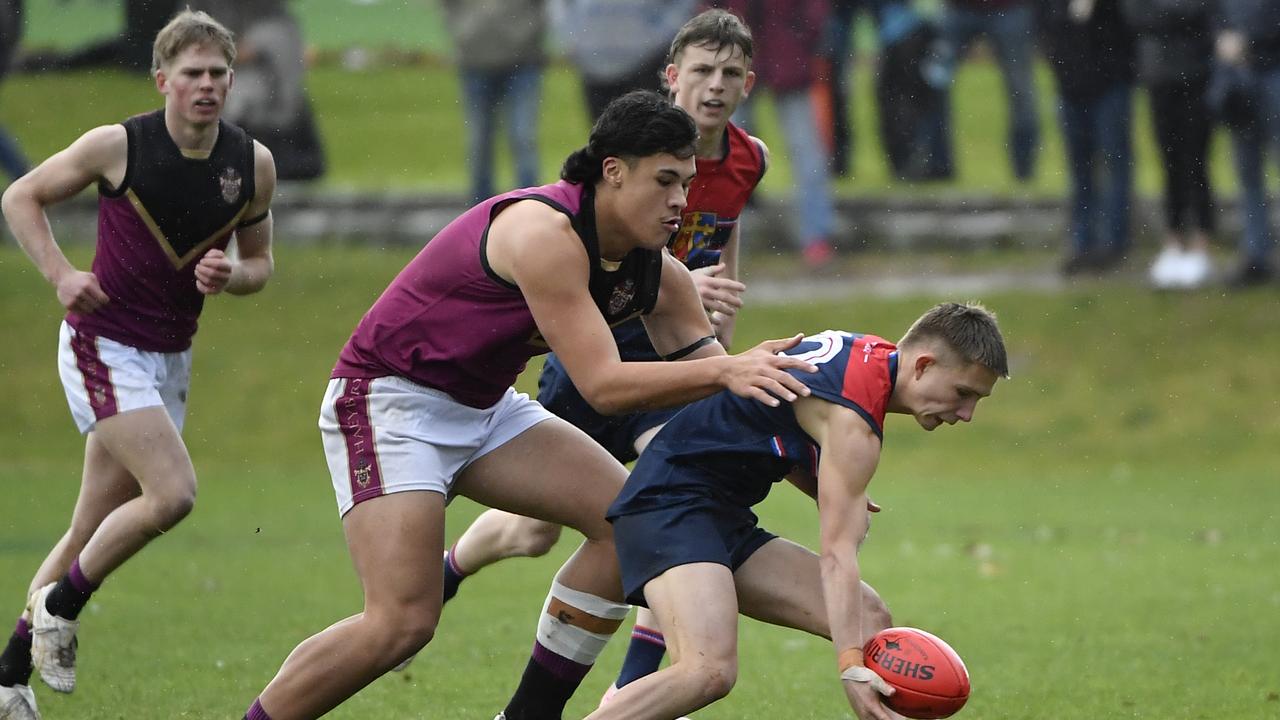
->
<box><xmin>245</xmin><ymin>698</ymin><xmax>272</xmax><ymax>720</ymax></box>
<box><xmin>531</xmin><ymin>640</ymin><xmax>591</xmax><ymax>682</ymax></box>
<box><xmin>14</xmin><ymin>618</ymin><xmax>30</xmax><ymax>642</ymax></box>
<box><xmin>68</xmin><ymin>557</ymin><xmax>100</xmax><ymax>594</ymax></box>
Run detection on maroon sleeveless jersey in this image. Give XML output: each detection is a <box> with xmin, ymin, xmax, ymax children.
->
<box><xmin>67</xmin><ymin>110</ymin><xmax>256</xmax><ymax>352</ymax></box>
<box><xmin>332</xmin><ymin>181</ymin><xmax>664</xmax><ymax>409</ymax></box>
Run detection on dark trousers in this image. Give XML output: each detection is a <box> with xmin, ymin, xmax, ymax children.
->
<box><xmin>1148</xmin><ymin>79</ymin><xmax>1215</xmax><ymax>233</ymax></box>
<box><xmin>1058</xmin><ymin>82</ymin><xmax>1134</xmax><ymax>258</ymax></box>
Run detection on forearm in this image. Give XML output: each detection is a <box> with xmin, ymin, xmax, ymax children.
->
<box><xmin>579</xmin><ymin>354</ymin><xmax>731</xmax><ymax>415</ymax></box>
<box><xmin>2</xmin><ymin>192</ymin><xmax>74</xmax><ymax>285</ymax></box>
<box><xmin>224</xmin><ymin>253</ymin><xmax>273</xmax><ymax>295</ymax></box>
<box><xmin>820</xmin><ymin>547</ymin><xmax>870</xmax><ymax>658</ymax></box>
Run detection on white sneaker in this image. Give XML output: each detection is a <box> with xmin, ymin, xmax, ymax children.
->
<box><xmin>1177</xmin><ymin>248</ymin><xmax>1212</xmax><ymax>289</ymax></box>
<box><xmin>1149</xmin><ymin>246</ymin><xmax>1184</xmax><ymax>289</ymax></box>
<box><xmin>27</xmin><ymin>584</ymin><xmax>77</xmax><ymax>694</ymax></box>
<box><xmin>0</xmin><ymin>683</ymin><xmax>39</xmax><ymax>720</ymax></box>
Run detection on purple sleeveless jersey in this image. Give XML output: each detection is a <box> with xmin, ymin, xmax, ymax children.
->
<box><xmin>67</xmin><ymin>112</ymin><xmax>256</xmax><ymax>352</ymax></box>
<box><xmin>334</xmin><ymin>181</ymin><xmax>605</xmax><ymax>409</ymax></box>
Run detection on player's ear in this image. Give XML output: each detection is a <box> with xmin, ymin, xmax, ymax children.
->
<box><xmin>601</xmin><ymin>156</ymin><xmax>625</xmax><ymax>188</ymax></box>
<box><xmin>913</xmin><ymin>352</ymin><xmax>936</xmax><ymax>378</ymax></box>
<box><xmin>743</xmin><ymin>70</ymin><xmax>756</xmax><ymax>98</ymax></box>
<box><xmin>154</xmin><ymin>67</ymin><xmax>168</xmax><ymax>94</ymax></box>
<box><xmin>664</xmin><ymin>63</ymin><xmax>679</xmax><ymax>93</ymax></box>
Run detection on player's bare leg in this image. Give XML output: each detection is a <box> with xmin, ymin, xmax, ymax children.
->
<box><xmin>447</xmin><ymin>510</ymin><xmax>563</xmax><ymax>599</ymax></box>
<box><xmin>733</xmin><ymin>537</ymin><xmax>892</xmax><ymax>639</ymax></box>
<box><xmin>28</xmin><ymin>407</ymin><xmax>195</xmax><ymax>693</ymax></box>
<box><xmin>253</xmin><ymin>491</ymin><xmax>446</xmax><ymax>720</ymax></box>
<box><xmin>587</xmin><ymin>563</ymin><xmax>741</xmax><ymax>720</ymax></box>
<box><xmin>457</xmin><ymin>418</ymin><xmax>632</xmax><ymax>720</ymax></box>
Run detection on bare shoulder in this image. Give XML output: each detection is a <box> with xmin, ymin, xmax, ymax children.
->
<box><xmin>251</xmin><ymin>139</ymin><xmax>277</xmax><ymax>205</ymax></box>
<box><xmin>68</xmin><ymin>124</ymin><xmax>128</xmax><ymax>170</ymax></box>
<box><xmin>748</xmin><ymin>134</ymin><xmax>770</xmax><ymax>165</ymax></box>
<box><xmin>487</xmin><ymin>199</ymin><xmax>584</xmax><ymax>285</ymax></box>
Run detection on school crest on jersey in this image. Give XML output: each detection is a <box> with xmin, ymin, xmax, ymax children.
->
<box><xmin>608</xmin><ymin>279</ymin><xmax>636</xmax><ymax>317</ymax></box>
<box><xmin>670</xmin><ymin>211</ymin><xmax>718</xmax><ymax>262</ymax></box>
<box><xmin>218</xmin><ymin>167</ymin><xmax>242</xmax><ymax>204</ymax></box>
<box><xmin>353</xmin><ymin>463</ymin><xmax>372</xmax><ymax>488</ymax></box>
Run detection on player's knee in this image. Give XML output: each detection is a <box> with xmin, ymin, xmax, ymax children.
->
<box><xmin>682</xmin><ymin>658</ymin><xmax>738</xmax><ymax>703</ymax></box>
<box><xmin>512</xmin><ymin>522</ymin><xmax>562</xmax><ymax>558</ymax></box>
<box><xmin>371</xmin><ymin>603</ymin><xmax>438</xmax><ymax>662</ymax></box>
<box><xmin>143</xmin><ymin>484</ymin><xmax>195</xmax><ymax>531</ymax></box>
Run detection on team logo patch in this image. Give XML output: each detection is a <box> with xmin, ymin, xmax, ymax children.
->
<box><xmin>670</xmin><ymin>211</ymin><xmax>718</xmax><ymax>261</ymax></box>
<box><xmin>218</xmin><ymin>167</ymin><xmax>242</xmax><ymax>204</ymax></box>
<box><xmin>353</xmin><ymin>463</ymin><xmax>372</xmax><ymax>488</ymax></box>
<box><xmin>607</xmin><ymin>279</ymin><xmax>636</xmax><ymax>316</ymax></box>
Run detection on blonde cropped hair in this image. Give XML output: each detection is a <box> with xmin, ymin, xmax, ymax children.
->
<box><xmin>151</xmin><ymin>9</ymin><xmax>236</xmax><ymax>76</ymax></box>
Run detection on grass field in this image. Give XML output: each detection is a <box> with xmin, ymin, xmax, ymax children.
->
<box><xmin>1</xmin><ymin>245</ymin><xmax>1278</xmax><ymax>719</ymax></box>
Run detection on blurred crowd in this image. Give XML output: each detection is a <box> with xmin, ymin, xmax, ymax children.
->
<box><xmin>3</xmin><ymin>0</ymin><xmax>1278</xmax><ymax>289</ymax></box>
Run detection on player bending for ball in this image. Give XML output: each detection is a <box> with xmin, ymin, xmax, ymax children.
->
<box><xmin>0</xmin><ymin>10</ymin><xmax>275</xmax><ymax>720</ymax></box>
<box><xmin>587</xmin><ymin>303</ymin><xmax>1008</xmax><ymax>720</ymax></box>
<box><xmin>431</xmin><ymin>9</ymin><xmax>767</xmax><ymax>699</ymax></box>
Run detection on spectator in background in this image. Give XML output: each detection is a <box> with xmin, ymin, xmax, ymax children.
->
<box><xmin>551</xmin><ymin>0</ymin><xmax>696</xmax><ymax>121</ymax></box>
<box><xmin>1121</xmin><ymin>0</ymin><xmax>1216</xmax><ymax>290</ymax></box>
<box><xmin>928</xmin><ymin>0</ymin><xmax>1041</xmax><ymax>181</ymax></box>
<box><xmin>1036</xmin><ymin>0</ymin><xmax>1135</xmax><ymax>276</ymax></box>
<box><xmin>195</xmin><ymin>0</ymin><xmax>326</xmax><ymax>181</ymax></box>
<box><xmin>442</xmin><ymin>0</ymin><xmax>546</xmax><ymax>205</ymax></box>
<box><xmin>0</xmin><ymin>0</ymin><xmax>29</xmax><ymax>183</ymax></box>
<box><xmin>716</xmin><ymin>0</ymin><xmax>839</xmax><ymax>268</ymax></box>
<box><xmin>18</xmin><ymin>0</ymin><xmax>178</xmax><ymax>73</ymax></box>
<box><xmin>1212</xmin><ymin>0</ymin><xmax>1280</xmax><ymax>287</ymax></box>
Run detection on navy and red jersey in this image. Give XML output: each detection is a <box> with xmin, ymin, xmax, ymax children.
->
<box><xmin>332</xmin><ymin>180</ymin><xmax>663</xmax><ymax>409</ymax></box>
<box><xmin>68</xmin><ymin>110</ymin><xmax>256</xmax><ymax>352</ymax></box>
<box><xmin>609</xmin><ymin>331</ymin><xmax>898</xmax><ymax>513</ymax></box>
<box><xmin>612</xmin><ymin>122</ymin><xmax>766</xmax><ymax>359</ymax></box>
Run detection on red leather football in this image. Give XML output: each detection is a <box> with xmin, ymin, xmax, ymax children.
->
<box><xmin>863</xmin><ymin>627</ymin><xmax>970</xmax><ymax>719</ymax></box>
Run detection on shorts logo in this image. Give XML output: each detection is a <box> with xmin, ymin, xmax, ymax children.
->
<box><xmin>219</xmin><ymin>167</ymin><xmax>242</xmax><ymax>204</ymax></box>
<box><xmin>353</xmin><ymin>463</ymin><xmax>372</xmax><ymax>488</ymax></box>
<box><xmin>607</xmin><ymin>279</ymin><xmax>636</xmax><ymax>317</ymax></box>
<box><xmin>93</xmin><ymin>388</ymin><xmax>108</xmax><ymax>407</ymax></box>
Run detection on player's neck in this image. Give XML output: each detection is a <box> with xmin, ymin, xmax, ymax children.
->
<box><xmin>163</xmin><ymin>107</ymin><xmax>220</xmax><ymax>153</ymax></box>
<box><xmin>695</xmin><ymin>124</ymin><xmax>728</xmax><ymax>161</ymax></box>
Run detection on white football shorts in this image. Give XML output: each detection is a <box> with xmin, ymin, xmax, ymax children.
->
<box><xmin>57</xmin><ymin>321</ymin><xmax>192</xmax><ymax>435</ymax></box>
<box><xmin>320</xmin><ymin>376</ymin><xmax>555</xmax><ymax>516</ymax></box>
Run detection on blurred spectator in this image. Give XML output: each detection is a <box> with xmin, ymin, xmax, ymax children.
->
<box><xmin>1035</xmin><ymin>0</ymin><xmax>1135</xmax><ymax>275</ymax></box>
<box><xmin>195</xmin><ymin>0</ymin><xmax>326</xmax><ymax>181</ymax></box>
<box><xmin>716</xmin><ymin>0</ymin><xmax>839</xmax><ymax>268</ymax></box>
<box><xmin>443</xmin><ymin>0</ymin><xmax>546</xmax><ymax>204</ymax></box>
<box><xmin>0</xmin><ymin>0</ymin><xmax>29</xmax><ymax>181</ymax></box>
<box><xmin>550</xmin><ymin>0</ymin><xmax>696</xmax><ymax>121</ymax></box>
<box><xmin>1121</xmin><ymin>0</ymin><xmax>1216</xmax><ymax>290</ymax></box>
<box><xmin>1211</xmin><ymin>0</ymin><xmax>1280</xmax><ymax>287</ymax></box>
<box><xmin>822</xmin><ymin>0</ymin><xmax>953</xmax><ymax>181</ymax></box>
<box><xmin>18</xmin><ymin>0</ymin><xmax>178</xmax><ymax>73</ymax></box>
<box><xmin>928</xmin><ymin>0</ymin><xmax>1040</xmax><ymax>181</ymax></box>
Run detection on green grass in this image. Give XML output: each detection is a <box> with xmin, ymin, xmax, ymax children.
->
<box><xmin>2</xmin><ymin>245</ymin><xmax>1278</xmax><ymax>718</ymax></box>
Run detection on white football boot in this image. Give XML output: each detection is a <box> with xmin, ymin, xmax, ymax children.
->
<box><xmin>27</xmin><ymin>584</ymin><xmax>77</xmax><ymax>694</ymax></box>
<box><xmin>1149</xmin><ymin>245</ymin><xmax>1184</xmax><ymax>289</ymax></box>
<box><xmin>1177</xmin><ymin>247</ymin><xmax>1212</xmax><ymax>289</ymax></box>
<box><xmin>0</xmin><ymin>683</ymin><xmax>39</xmax><ymax>720</ymax></box>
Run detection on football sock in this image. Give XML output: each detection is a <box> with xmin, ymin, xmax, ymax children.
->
<box><xmin>0</xmin><ymin>618</ymin><xmax>33</xmax><ymax>687</ymax></box>
<box><xmin>244</xmin><ymin>698</ymin><xmax>272</xmax><ymax>720</ymax></box>
<box><xmin>615</xmin><ymin>624</ymin><xmax>666</xmax><ymax>688</ymax></box>
<box><xmin>45</xmin><ymin>557</ymin><xmax>100</xmax><ymax>621</ymax></box>
<box><xmin>441</xmin><ymin>545</ymin><xmax>468</xmax><ymax>604</ymax></box>
<box><xmin>502</xmin><ymin>582</ymin><xmax>630</xmax><ymax>719</ymax></box>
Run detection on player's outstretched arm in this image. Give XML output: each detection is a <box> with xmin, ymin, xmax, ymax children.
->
<box><xmin>492</xmin><ymin>201</ymin><xmax>814</xmax><ymax>415</ymax></box>
<box><xmin>802</xmin><ymin>402</ymin><xmax>896</xmax><ymax>720</ymax></box>
<box><xmin>2</xmin><ymin>125</ymin><xmax>126</xmax><ymax>313</ymax></box>
<box><xmin>195</xmin><ymin>141</ymin><xmax>276</xmax><ymax>296</ymax></box>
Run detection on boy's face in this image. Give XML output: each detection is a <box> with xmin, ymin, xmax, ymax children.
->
<box><xmin>156</xmin><ymin>43</ymin><xmax>233</xmax><ymax>127</ymax></box>
<box><xmin>602</xmin><ymin>152</ymin><xmax>696</xmax><ymax>252</ymax></box>
<box><xmin>907</xmin><ymin>352</ymin><xmax>999</xmax><ymax>431</ymax></box>
<box><xmin>665</xmin><ymin>42</ymin><xmax>754</xmax><ymax>135</ymax></box>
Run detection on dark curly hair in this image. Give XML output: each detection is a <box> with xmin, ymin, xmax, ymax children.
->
<box><xmin>561</xmin><ymin>90</ymin><xmax>697</xmax><ymax>186</ymax></box>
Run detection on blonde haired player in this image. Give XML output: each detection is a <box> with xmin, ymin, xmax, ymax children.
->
<box><xmin>0</xmin><ymin>10</ymin><xmax>275</xmax><ymax>719</ymax></box>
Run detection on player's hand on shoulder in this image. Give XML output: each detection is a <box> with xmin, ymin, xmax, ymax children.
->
<box><xmin>195</xmin><ymin>248</ymin><xmax>233</xmax><ymax>295</ymax></box>
<box><xmin>689</xmin><ymin>263</ymin><xmax>745</xmax><ymax>317</ymax></box>
<box><xmin>55</xmin><ymin>269</ymin><xmax>109</xmax><ymax>314</ymax></box>
<box><xmin>721</xmin><ymin>334</ymin><xmax>816</xmax><ymax>407</ymax></box>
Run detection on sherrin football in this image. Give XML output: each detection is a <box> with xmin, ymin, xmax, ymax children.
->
<box><xmin>863</xmin><ymin>627</ymin><xmax>970</xmax><ymax>719</ymax></box>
